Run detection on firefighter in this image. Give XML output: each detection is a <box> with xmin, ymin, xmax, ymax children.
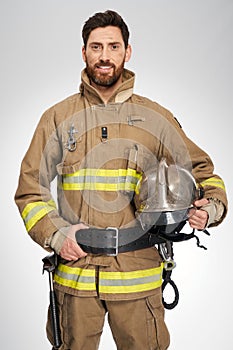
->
<box><xmin>15</xmin><ymin>10</ymin><xmax>227</xmax><ymax>350</ymax></box>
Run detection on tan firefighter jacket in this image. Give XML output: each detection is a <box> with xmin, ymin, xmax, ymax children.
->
<box><xmin>15</xmin><ymin>69</ymin><xmax>227</xmax><ymax>300</ymax></box>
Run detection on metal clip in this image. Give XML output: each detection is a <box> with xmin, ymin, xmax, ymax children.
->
<box><xmin>66</xmin><ymin>125</ymin><xmax>78</xmax><ymax>152</ymax></box>
<box><xmin>164</xmin><ymin>260</ymin><xmax>176</xmax><ymax>271</ymax></box>
<box><xmin>159</xmin><ymin>242</ymin><xmax>176</xmax><ymax>271</ymax></box>
<box><xmin>159</xmin><ymin>242</ymin><xmax>173</xmax><ymax>261</ymax></box>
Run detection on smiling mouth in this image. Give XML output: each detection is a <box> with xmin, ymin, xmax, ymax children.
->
<box><xmin>95</xmin><ymin>64</ymin><xmax>114</xmax><ymax>72</ymax></box>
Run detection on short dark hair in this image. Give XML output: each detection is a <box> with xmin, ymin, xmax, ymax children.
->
<box><xmin>82</xmin><ymin>10</ymin><xmax>130</xmax><ymax>49</ymax></box>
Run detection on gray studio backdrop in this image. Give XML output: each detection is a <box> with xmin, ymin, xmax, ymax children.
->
<box><xmin>1</xmin><ymin>0</ymin><xmax>232</xmax><ymax>349</ymax></box>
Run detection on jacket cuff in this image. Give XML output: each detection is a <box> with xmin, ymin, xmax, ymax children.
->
<box><xmin>47</xmin><ymin>226</ymin><xmax>71</xmax><ymax>254</ymax></box>
<box><xmin>202</xmin><ymin>198</ymin><xmax>224</xmax><ymax>227</ymax></box>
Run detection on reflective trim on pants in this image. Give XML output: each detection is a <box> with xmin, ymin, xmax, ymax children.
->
<box><xmin>54</xmin><ymin>263</ymin><xmax>163</xmax><ymax>296</ymax></box>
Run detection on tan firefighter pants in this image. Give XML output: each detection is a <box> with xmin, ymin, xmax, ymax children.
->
<box><xmin>46</xmin><ymin>289</ymin><xmax>170</xmax><ymax>350</ymax></box>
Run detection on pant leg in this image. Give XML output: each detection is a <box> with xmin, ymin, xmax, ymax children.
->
<box><xmin>46</xmin><ymin>290</ymin><xmax>106</xmax><ymax>350</ymax></box>
<box><xmin>106</xmin><ymin>292</ymin><xmax>170</xmax><ymax>350</ymax></box>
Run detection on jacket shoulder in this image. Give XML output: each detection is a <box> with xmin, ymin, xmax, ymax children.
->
<box><xmin>40</xmin><ymin>93</ymin><xmax>83</xmax><ymax>126</ymax></box>
<box><xmin>45</xmin><ymin>93</ymin><xmax>82</xmax><ymax>114</ymax></box>
<box><xmin>131</xmin><ymin>94</ymin><xmax>182</xmax><ymax>128</ymax></box>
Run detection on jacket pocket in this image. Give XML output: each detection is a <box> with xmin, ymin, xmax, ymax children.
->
<box><xmin>146</xmin><ymin>293</ymin><xmax>170</xmax><ymax>350</ymax></box>
<box><xmin>126</xmin><ymin>144</ymin><xmax>146</xmax><ymax>173</ymax></box>
<box><xmin>56</xmin><ymin>160</ymin><xmax>82</xmax><ymax>175</ymax></box>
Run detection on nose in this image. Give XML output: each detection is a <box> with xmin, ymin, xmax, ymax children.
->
<box><xmin>99</xmin><ymin>46</ymin><xmax>110</xmax><ymax>61</ymax></box>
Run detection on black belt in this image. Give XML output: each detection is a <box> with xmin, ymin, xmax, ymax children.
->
<box><xmin>75</xmin><ymin>226</ymin><xmax>165</xmax><ymax>256</ymax></box>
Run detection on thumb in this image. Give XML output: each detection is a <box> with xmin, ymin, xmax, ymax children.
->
<box><xmin>67</xmin><ymin>223</ymin><xmax>89</xmax><ymax>241</ymax></box>
<box><xmin>194</xmin><ymin>198</ymin><xmax>209</xmax><ymax>208</ymax></box>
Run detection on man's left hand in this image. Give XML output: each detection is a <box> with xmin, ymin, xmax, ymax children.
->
<box><xmin>188</xmin><ymin>198</ymin><xmax>209</xmax><ymax>230</ymax></box>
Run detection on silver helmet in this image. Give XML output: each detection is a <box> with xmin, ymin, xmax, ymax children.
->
<box><xmin>136</xmin><ymin>158</ymin><xmax>199</xmax><ymax>229</ymax></box>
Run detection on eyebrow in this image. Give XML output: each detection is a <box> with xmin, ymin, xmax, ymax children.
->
<box><xmin>88</xmin><ymin>41</ymin><xmax>122</xmax><ymax>46</ymax></box>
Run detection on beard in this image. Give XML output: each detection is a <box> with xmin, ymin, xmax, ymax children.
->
<box><xmin>86</xmin><ymin>60</ymin><xmax>125</xmax><ymax>87</ymax></box>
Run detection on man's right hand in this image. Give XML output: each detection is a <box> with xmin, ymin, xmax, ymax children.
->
<box><xmin>59</xmin><ymin>223</ymin><xmax>89</xmax><ymax>261</ymax></box>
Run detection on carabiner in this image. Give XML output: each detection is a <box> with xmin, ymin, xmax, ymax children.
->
<box><xmin>66</xmin><ymin>125</ymin><xmax>78</xmax><ymax>152</ymax></box>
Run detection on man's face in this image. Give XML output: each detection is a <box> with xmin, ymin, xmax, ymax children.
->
<box><xmin>82</xmin><ymin>26</ymin><xmax>131</xmax><ymax>88</ymax></box>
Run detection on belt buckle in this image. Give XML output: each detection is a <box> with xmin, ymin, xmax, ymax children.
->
<box><xmin>106</xmin><ymin>227</ymin><xmax>119</xmax><ymax>256</ymax></box>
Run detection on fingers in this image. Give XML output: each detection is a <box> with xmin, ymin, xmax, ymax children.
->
<box><xmin>59</xmin><ymin>237</ymin><xmax>87</xmax><ymax>261</ymax></box>
<box><xmin>68</xmin><ymin>223</ymin><xmax>89</xmax><ymax>238</ymax></box>
<box><xmin>59</xmin><ymin>223</ymin><xmax>89</xmax><ymax>261</ymax></box>
<box><xmin>189</xmin><ymin>208</ymin><xmax>209</xmax><ymax>230</ymax></box>
<box><xmin>188</xmin><ymin>198</ymin><xmax>209</xmax><ymax>230</ymax></box>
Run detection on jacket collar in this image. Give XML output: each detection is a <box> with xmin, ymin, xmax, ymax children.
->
<box><xmin>79</xmin><ymin>68</ymin><xmax>135</xmax><ymax>104</ymax></box>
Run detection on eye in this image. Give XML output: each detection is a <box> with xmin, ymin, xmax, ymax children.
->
<box><xmin>91</xmin><ymin>44</ymin><xmax>102</xmax><ymax>51</ymax></box>
<box><xmin>111</xmin><ymin>44</ymin><xmax>120</xmax><ymax>50</ymax></box>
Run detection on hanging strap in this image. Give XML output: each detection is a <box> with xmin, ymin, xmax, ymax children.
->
<box><xmin>159</xmin><ymin>228</ymin><xmax>210</xmax><ymax>310</ymax></box>
<box><xmin>159</xmin><ymin>241</ymin><xmax>179</xmax><ymax>310</ymax></box>
<box><xmin>162</xmin><ymin>268</ymin><xmax>179</xmax><ymax>310</ymax></box>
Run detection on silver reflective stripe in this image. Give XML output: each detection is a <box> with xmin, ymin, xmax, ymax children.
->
<box><xmin>98</xmin><ymin>265</ymin><xmax>163</xmax><ymax>294</ymax></box>
<box><xmin>59</xmin><ymin>168</ymin><xmax>142</xmax><ymax>192</ymax></box>
<box><xmin>54</xmin><ymin>264</ymin><xmax>96</xmax><ymax>291</ymax></box>
<box><xmin>22</xmin><ymin>200</ymin><xmax>56</xmax><ymax>231</ymax></box>
<box><xmin>99</xmin><ymin>274</ymin><xmax>161</xmax><ymax>287</ymax></box>
<box><xmin>63</xmin><ymin>175</ymin><xmax>138</xmax><ymax>184</ymax></box>
<box><xmin>55</xmin><ymin>268</ymin><xmax>95</xmax><ymax>284</ymax></box>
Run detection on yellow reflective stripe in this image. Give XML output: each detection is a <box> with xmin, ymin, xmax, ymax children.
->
<box><xmin>22</xmin><ymin>200</ymin><xmax>57</xmax><ymax>231</ymax></box>
<box><xmin>54</xmin><ymin>264</ymin><xmax>163</xmax><ymax>294</ymax></box>
<box><xmin>99</xmin><ymin>265</ymin><xmax>163</xmax><ymax>294</ymax></box>
<box><xmin>135</xmin><ymin>177</ymin><xmax>142</xmax><ymax>195</ymax></box>
<box><xmin>99</xmin><ymin>266</ymin><xmax>163</xmax><ymax>280</ymax></box>
<box><xmin>62</xmin><ymin>182</ymin><xmax>137</xmax><ymax>191</ymax></box>
<box><xmin>61</xmin><ymin>168</ymin><xmax>142</xmax><ymax>192</ymax></box>
<box><xmin>64</xmin><ymin>168</ymin><xmax>141</xmax><ymax>177</ymax></box>
<box><xmin>54</xmin><ymin>264</ymin><xmax>96</xmax><ymax>291</ymax></box>
<box><xmin>99</xmin><ymin>280</ymin><xmax>162</xmax><ymax>294</ymax></box>
<box><xmin>200</xmin><ymin>177</ymin><xmax>226</xmax><ymax>191</ymax></box>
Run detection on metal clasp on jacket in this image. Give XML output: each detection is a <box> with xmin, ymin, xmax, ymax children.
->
<box><xmin>127</xmin><ymin>116</ymin><xmax>145</xmax><ymax>126</ymax></box>
<box><xmin>65</xmin><ymin>125</ymin><xmax>78</xmax><ymax>152</ymax></box>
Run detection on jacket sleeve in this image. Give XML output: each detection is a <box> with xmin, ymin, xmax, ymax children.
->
<box><xmin>15</xmin><ymin>107</ymin><xmax>70</xmax><ymax>249</ymax></box>
<box><xmin>165</xmin><ymin>112</ymin><xmax>228</xmax><ymax>227</ymax></box>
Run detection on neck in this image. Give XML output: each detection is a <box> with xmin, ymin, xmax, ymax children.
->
<box><xmin>91</xmin><ymin>76</ymin><xmax>123</xmax><ymax>104</ymax></box>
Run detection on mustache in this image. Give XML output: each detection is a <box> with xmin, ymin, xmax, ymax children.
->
<box><xmin>95</xmin><ymin>61</ymin><xmax>115</xmax><ymax>68</ymax></box>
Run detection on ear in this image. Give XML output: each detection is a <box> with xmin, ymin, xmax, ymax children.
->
<box><xmin>125</xmin><ymin>44</ymin><xmax>132</xmax><ymax>63</ymax></box>
<box><xmin>82</xmin><ymin>46</ymin><xmax>87</xmax><ymax>62</ymax></box>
